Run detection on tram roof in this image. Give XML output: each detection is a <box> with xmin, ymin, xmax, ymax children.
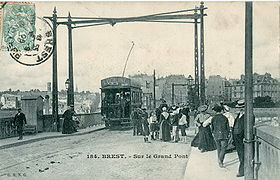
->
<box><xmin>101</xmin><ymin>76</ymin><xmax>141</xmax><ymax>89</ymax></box>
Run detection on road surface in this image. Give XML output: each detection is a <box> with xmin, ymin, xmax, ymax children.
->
<box><xmin>0</xmin><ymin>129</ymin><xmax>192</xmax><ymax>180</ymax></box>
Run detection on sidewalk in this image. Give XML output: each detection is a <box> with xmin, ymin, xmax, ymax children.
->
<box><xmin>0</xmin><ymin>124</ymin><xmax>105</xmax><ymax>150</ymax></box>
<box><xmin>184</xmin><ymin>146</ymin><xmax>244</xmax><ymax>180</ymax></box>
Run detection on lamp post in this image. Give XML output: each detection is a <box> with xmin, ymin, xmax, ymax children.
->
<box><xmin>244</xmin><ymin>2</ymin><xmax>254</xmax><ymax>179</ymax></box>
<box><xmin>186</xmin><ymin>75</ymin><xmax>198</xmax><ymax>109</ymax></box>
<box><xmin>187</xmin><ymin>75</ymin><xmax>194</xmax><ymax>86</ymax></box>
<box><xmin>67</xmin><ymin>12</ymin><xmax>75</xmax><ymax>108</ymax></box>
<box><xmin>65</xmin><ymin>79</ymin><xmax>70</xmax><ymax>106</ymax></box>
<box><xmin>172</xmin><ymin>83</ymin><xmax>175</xmax><ymax>105</ymax></box>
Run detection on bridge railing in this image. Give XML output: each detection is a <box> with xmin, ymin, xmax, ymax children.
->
<box><xmin>254</xmin><ymin>125</ymin><xmax>280</xmax><ymax>180</ymax></box>
<box><xmin>42</xmin><ymin>112</ymin><xmax>103</xmax><ymax>132</ymax></box>
<box><xmin>0</xmin><ymin>112</ymin><xmax>103</xmax><ymax>138</ymax></box>
<box><xmin>0</xmin><ymin>117</ymin><xmax>17</xmax><ymax>139</ymax></box>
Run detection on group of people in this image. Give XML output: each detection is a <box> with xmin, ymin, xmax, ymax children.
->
<box><xmin>12</xmin><ymin>105</ymin><xmax>80</xmax><ymax>140</ymax></box>
<box><xmin>190</xmin><ymin>100</ymin><xmax>246</xmax><ymax>177</ymax></box>
<box><xmin>131</xmin><ymin>100</ymin><xmax>190</xmax><ymax>144</ymax></box>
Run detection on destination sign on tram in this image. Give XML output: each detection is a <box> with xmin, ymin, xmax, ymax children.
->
<box><xmin>101</xmin><ymin>77</ymin><xmax>131</xmax><ymax>87</ymax></box>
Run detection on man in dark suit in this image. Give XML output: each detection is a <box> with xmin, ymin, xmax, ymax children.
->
<box><xmin>13</xmin><ymin>108</ymin><xmax>27</xmax><ymax>140</ymax></box>
<box><xmin>131</xmin><ymin>109</ymin><xmax>139</xmax><ymax>136</ymax></box>
<box><xmin>233</xmin><ymin>100</ymin><xmax>245</xmax><ymax>177</ymax></box>
<box><xmin>211</xmin><ymin>104</ymin><xmax>230</xmax><ymax>168</ymax></box>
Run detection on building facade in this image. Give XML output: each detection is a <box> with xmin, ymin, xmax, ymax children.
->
<box><xmin>227</xmin><ymin>73</ymin><xmax>280</xmax><ymax>102</ymax></box>
<box><xmin>206</xmin><ymin>75</ymin><xmax>226</xmax><ymax>103</ymax></box>
<box><xmin>129</xmin><ymin>74</ymin><xmax>194</xmax><ymax>107</ymax></box>
<box><xmin>129</xmin><ymin>74</ymin><xmax>154</xmax><ymax>110</ymax></box>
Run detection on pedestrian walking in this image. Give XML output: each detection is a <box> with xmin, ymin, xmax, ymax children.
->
<box><xmin>233</xmin><ymin>100</ymin><xmax>245</xmax><ymax>177</ymax></box>
<box><xmin>136</xmin><ymin>108</ymin><xmax>144</xmax><ymax>136</ymax></box>
<box><xmin>131</xmin><ymin>108</ymin><xmax>141</xmax><ymax>136</ymax></box>
<box><xmin>181</xmin><ymin>105</ymin><xmax>190</xmax><ymax>128</ymax></box>
<box><xmin>223</xmin><ymin>105</ymin><xmax>235</xmax><ymax>128</ymax></box>
<box><xmin>178</xmin><ymin>109</ymin><xmax>188</xmax><ymax>142</ymax></box>
<box><xmin>170</xmin><ymin>105</ymin><xmax>180</xmax><ymax>143</ymax></box>
<box><xmin>209</xmin><ymin>104</ymin><xmax>230</xmax><ymax>168</ymax></box>
<box><xmin>191</xmin><ymin>105</ymin><xmax>216</xmax><ymax>152</ymax></box>
<box><xmin>62</xmin><ymin>105</ymin><xmax>77</xmax><ymax>134</ymax></box>
<box><xmin>159</xmin><ymin>107</ymin><xmax>171</xmax><ymax>142</ymax></box>
<box><xmin>223</xmin><ymin>105</ymin><xmax>236</xmax><ymax>151</ymax></box>
<box><xmin>149</xmin><ymin>111</ymin><xmax>158</xmax><ymax>140</ymax></box>
<box><xmin>141</xmin><ymin>108</ymin><xmax>150</xmax><ymax>143</ymax></box>
<box><xmin>13</xmin><ymin>108</ymin><xmax>27</xmax><ymax>140</ymax></box>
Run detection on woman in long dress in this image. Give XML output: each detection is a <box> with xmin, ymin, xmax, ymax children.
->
<box><xmin>159</xmin><ymin>107</ymin><xmax>171</xmax><ymax>142</ymax></box>
<box><xmin>191</xmin><ymin>105</ymin><xmax>216</xmax><ymax>152</ymax></box>
<box><xmin>62</xmin><ymin>105</ymin><xmax>77</xmax><ymax>134</ymax></box>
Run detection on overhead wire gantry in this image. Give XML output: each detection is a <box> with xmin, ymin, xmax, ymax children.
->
<box><xmin>44</xmin><ymin>1</ymin><xmax>207</xmax><ymax>131</ymax></box>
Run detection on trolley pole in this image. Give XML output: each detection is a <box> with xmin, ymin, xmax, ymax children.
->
<box><xmin>199</xmin><ymin>2</ymin><xmax>206</xmax><ymax>105</ymax></box>
<box><xmin>68</xmin><ymin>12</ymin><xmax>74</xmax><ymax>107</ymax></box>
<box><xmin>153</xmin><ymin>69</ymin><xmax>156</xmax><ymax>109</ymax></box>
<box><xmin>52</xmin><ymin>7</ymin><xmax>59</xmax><ymax>132</ymax></box>
<box><xmin>244</xmin><ymin>2</ymin><xmax>254</xmax><ymax>180</ymax></box>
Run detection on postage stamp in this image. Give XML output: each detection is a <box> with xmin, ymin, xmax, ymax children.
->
<box><xmin>0</xmin><ymin>2</ymin><xmax>36</xmax><ymax>52</ymax></box>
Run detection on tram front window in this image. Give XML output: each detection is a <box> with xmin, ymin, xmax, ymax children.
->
<box><xmin>102</xmin><ymin>89</ymin><xmax>131</xmax><ymax>118</ymax></box>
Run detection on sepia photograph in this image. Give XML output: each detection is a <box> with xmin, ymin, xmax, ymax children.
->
<box><xmin>0</xmin><ymin>1</ymin><xmax>279</xmax><ymax>180</ymax></box>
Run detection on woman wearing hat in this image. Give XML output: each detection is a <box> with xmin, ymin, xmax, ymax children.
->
<box><xmin>191</xmin><ymin>105</ymin><xmax>216</xmax><ymax>152</ymax></box>
<box><xmin>62</xmin><ymin>105</ymin><xmax>77</xmax><ymax>134</ymax></box>
<box><xmin>159</xmin><ymin>107</ymin><xmax>171</xmax><ymax>142</ymax></box>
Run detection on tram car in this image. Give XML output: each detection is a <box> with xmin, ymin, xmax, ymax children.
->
<box><xmin>101</xmin><ymin>76</ymin><xmax>142</xmax><ymax>128</ymax></box>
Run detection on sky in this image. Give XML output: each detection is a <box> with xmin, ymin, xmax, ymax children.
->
<box><xmin>0</xmin><ymin>1</ymin><xmax>279</xmax><ymax>92</ymax></box>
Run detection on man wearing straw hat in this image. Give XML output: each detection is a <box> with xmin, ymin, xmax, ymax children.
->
<box><xmin>233</xmin><ymin>100</ymin><xmax>245</xmax><ymax>177</ymax></box>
